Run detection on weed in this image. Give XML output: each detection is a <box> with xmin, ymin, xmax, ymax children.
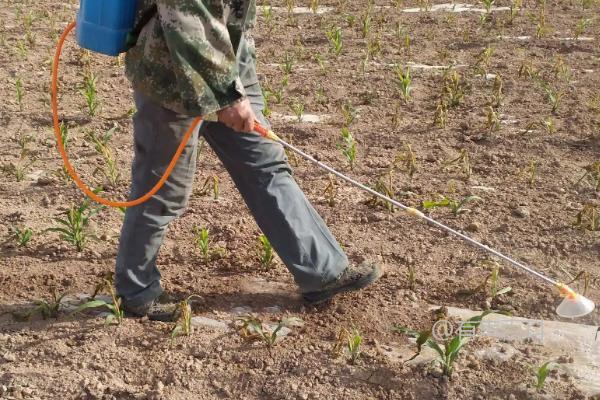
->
<box><xmin>15</xmin><ymin>78</ymin><xmax>24</xmax><ymax>111</ymax></box>
<box><xmin>332</xmin><ymin>327</ymin><xmax>363</xmax><ymax>364</ymax></box>
<box><xmin>422</xmin><ymin>195</ymin><xmax>482</xmax><ymax>215</ymax></box>
<box><xmin>360</xmin><ymin>9</ymin><xmax>372</xmax><ymax>39</ymax></box>
<box><xmin>197</xmin><ymin>176</ymin><xmax>220</xmax><ymax>199</ymax></box>
<box><xmin>574</xmin><ymin>204</ymin><xmax>599</xmax><ymax>231</ymax></box>
<box><xmin>573</xmin><ymin>17</ymin><xmax>593</xmax><ymax>40</ymax></box>
<box><xmin>338</xmin><ymin>127</ymin><xmax>357</xmax><ymax>170</ymax></box>
<box><xmin>507</xmin><ymin>0</ymin><xmax>522</xmax><ymax>24</ymax></box>
<box><xmin>442</xmin><ymin>70</ymin><xmax>466</xmax><ymax>108</ymax></box>
<box><xmin>541</xmin><ymin>117</ymin><xmax>556</xmax><ymax>134</ymax></box>
<box><xmin>407</xmin><ymin>265</ymin><xmax>417</xmax><ymax>290</ymax></box>
<box><xmin>171</xmin><ymin>295</ymin><xmax>202</xmax><ymax>342</ymax></box>
<box><xmin>236</xmin><ymin>315</ymin><xmax>303</xmax><ymax>347</ymax></box>
<box><xmin>341</xmin><ymin>101</ymin><xmax>356</xmax><ymax>127</ymax></box>
<box><xmin>393</xmin><ymin>144</ymin><xmax>417</xmax><ymax>179</ymax></box>
<box><xmin>309</xmin><ymin>0</ymin><xmax>319</xmax><ymax>13</ymax></box>
<box><xmin>82</xmin><ymin>71</ymin><xmax>100</xmax><ymax>116</ymax></box>
<box><xmin>48</xmin><ymin>197</ymin><xmax>104</xmax><ymax>251</ymax></box>
<box><xmin>536</xmin><ymin>361</ymin><xmax>557</xmax><ymax>390</ymax></box>
<box><xmin>394</xmin><ymin>65</ymin><xmax>412</xmax><ymax>103</ymax></box>
<box><xmin>258</xmin><ymin>233</ymin><xmax>274</xmax><ymax>268</ymax></box>
<box><xmin>13</xmin><ymin>290</ymin><xmax>68</xmax><ymax>321</ymax></box>
<box><xmin>323</xmin><ymin>174</ymin><xmax>337</xmax><ymax>207</ymax></box>
<box><xmin>326</xmin><ymin>26</ymin><xmax>343</xmax><ymax>56</ymax></box>
<box><xmin>193</xmin><ymin>226</ymin><xmax>211</xmax><ymax>262</ymax></box>
<box><xmin>474</xmin><ymin>46</ymin><xmax>494</xmax><ymax>75</ymax></box>
<box><xmin>485</xmin><ymin>106</ymin><xmax>501</xmax><ymax>132</ymax></box>
<box><xmin>553</xmin><ymin>56</ymin><xmax>571</xmax><ymax>84</ymax></box>
<box><xmin>74</xmin><ymin>281</ymin><xmax>123</xmax><ymax>326</ymax></box>
<box><xmin>434</xmin><ymin>101</ymin><xmax>448</xmax><ymax>128</ymax></box>
<box><xmin>9</xmin><ymin>225</ymin><xmax>33</xmax><ymax>247</ymax></box>
<box><xmin>576</xmin><ymin>161</ymin><xmax>600</xmax><ymax>191</ymax></box>
<box><xmin>315</xmin><ymin>86</ymin><xmax>327</xmax><ymax>105</ymax></box>
<box><xmin>521</xmin><ymin>160</ymin><xmax>538</xmax><ymax>187</ymax></box>
<box><xmin>59</xmin><ymin>122</ymin><xmax>70</xmax><ymax>149</ymax></box>
<box><xmin>443</xmin><ymin>149</ymin><xmax>472</xmax><ymax>179</ymax></box>
<box><xmin>491</xmin><ymin>75</ymin><xmax>503</xmax><ymax>108</ymax></box>
<box><xmin>368</xmin><ymin>169</ymin><xmax>395</xmax><ymax>212</ymax></box>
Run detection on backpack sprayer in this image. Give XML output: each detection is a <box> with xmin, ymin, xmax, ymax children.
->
<box><xmin>51</xmin><ymin>0</ymin><xmax>595</xmax><ymax>318</ymax></box>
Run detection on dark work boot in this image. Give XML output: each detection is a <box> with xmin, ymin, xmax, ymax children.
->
<box><xmin>122</xmin><ymin>293</ymin><xmax>180</xmax><ymax>322</ymax></box>
<box><xmin>302</xmin><ymin>262</ymin><xmax>384</xmax><ymax>305</ymax></box>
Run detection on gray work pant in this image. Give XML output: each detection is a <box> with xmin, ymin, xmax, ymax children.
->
<box><xmin>115</xmin><ymin>50</ymin><xmax>348</xmax><ymax>308</ymax></box>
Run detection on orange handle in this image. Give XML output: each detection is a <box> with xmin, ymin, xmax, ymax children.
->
<box><xmin>52</xmin><ymin>21</ymin><xmax>275</xmax><ymax>209</ymax></box>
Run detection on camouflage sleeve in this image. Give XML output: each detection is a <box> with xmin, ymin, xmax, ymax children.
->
<box><xmin>157</xmin><ymin>0</ymin><xmax>246</xmax><ymax>113</ymax></box>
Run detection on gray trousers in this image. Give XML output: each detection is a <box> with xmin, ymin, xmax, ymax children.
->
<box><xmin>115</xmin><ymin>44</ymin><xmax>348</xmax><ymax>307</ymax></box>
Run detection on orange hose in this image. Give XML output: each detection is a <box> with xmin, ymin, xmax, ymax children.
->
<box><xmin>51</xmin><ymin>21</ymin><xmax>202</xmax><ymax>208</ymax></box>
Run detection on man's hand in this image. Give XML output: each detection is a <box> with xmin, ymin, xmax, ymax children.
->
<box><xmin>217</xmin><ymin>98</ymin><xmax>256</xmax><ymax>133</ymax></box>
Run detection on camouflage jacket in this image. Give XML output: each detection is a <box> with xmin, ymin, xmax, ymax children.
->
<box><xmin>125</xmin><ymin>0</ymin><xmax>256</xmax><ymax>116</ymax></box>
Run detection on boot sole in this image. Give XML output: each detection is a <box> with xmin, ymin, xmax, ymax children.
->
<box><xmin>303</xmin><ymin>264</ymin><xmax>384</xmax><ymax>305</ymax></box>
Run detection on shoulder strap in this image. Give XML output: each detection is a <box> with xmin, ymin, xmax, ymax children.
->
<box><xmin>125</xmin><ymin>4</ymin><xmax>158</xmax><ymax>51</ymax></box>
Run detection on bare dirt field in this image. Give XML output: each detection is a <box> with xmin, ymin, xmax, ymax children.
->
<box><xmin>1</xmin><ymin>0</ymin><xmax>599</xmax><ymax>399</ymax></box>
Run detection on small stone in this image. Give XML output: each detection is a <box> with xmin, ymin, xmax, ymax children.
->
<box><xmin>42</xmin><ymin>195</ymin><xmax>51</xmax><ymax>207</ymax></box>
<box><xmin>155</xmin><ymin>381</ymin><xmax>164</xmax><ymax>393</ymax></box>
<box><xmin>512</xmin><ymin>206</ymin><xmax>530</xmax><ymax>218</ymax></box>
<box><xmin>466</xmin><ymin>222</ymin><xmax>480</xmax><ymax>232</ymax></box>
<box><xmin>3</xmin><ymin>353</ymin><xmax>16</xmax><ymax>362</ymax></box>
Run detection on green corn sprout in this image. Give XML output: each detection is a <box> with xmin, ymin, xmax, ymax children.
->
<box><xmin>59</xmin><ymin>121</ymin><xmax>70</xmax><ymax>149</ymax></box>
<box><xmin>326</xmin><ymin>26</ymin><xmax>343</xmax><ymax>56</ymax></box>
<box><xmin>338</xmin><ymin>127</ymin><xmax>357</xmax><ymax>170</ymax></box>
<box><xmin>480</xmin><ymin>0</ymin><xmax>494</xmax><ymax>23</ymax></box>
<box><xmin>194</xmin><ymin>226</ymin><xmax>211</xmax><ymax>261</ymax></box>
<box><xmin>259</xmin><ymin>233</ymin><xmax>274</xmax><ymax>268</ymax></box>
<box><xmin>10</xmin><ymin>226</ymin><xmax>33</xmax><ymax>247</ymax></box>
<box><xmin>290</xmin><ymin>100</ymin><xmax>304</xmax><ymax>122</ymax></box>
<box><xmin>347</xmin><ymin>329</ymin><xmax>363</xmax><ymax>364</ymax></box>
<box><xmin>314</xmin><ymin>53</ymin><xmax>327</xmax><ymax>73</ymax></box>
<box><xmin>394</xmin><ymin>65</ymin><xmax>412</xmax><ymax>103</ymax></box>
<box><xmin>536</xmin><ymin>361</ymin><xmax>557</xmax><ymax>390</ymax></box>
<box><xmin>48</xmin><ymin>197</ymin><xmax>104</xmax><ymax>252</ymax></box>
<box><xmin>16</xmin><ymin>40</ymin><xmax>28</xmax><ymax>58</ymax></box>
<box><xmin>395</xmin><ymin>311</ymin><xmax>494</xmax><ymax>376</ymax></box>
<box><xmin>534</xmin><ymin>77</ymin><xmax>564</xmax><ymax>114</ymax></box>
<box><xmin>261</xmin><ymin>5</ymin><xmax>273</xmax><ymax>30</ymax></box>
<box><xmin>82</xmin><ymin>71</ymin><xmax>100</xmax><ymax>116</ymax></box>
<box><xmin>281</xmin><ymin>52</ymin><xmax>295</xmax><ymax>75</ymax></box>
<box><xmin>489</xmin><ymin>264</ymin><xmax>512</xmax><ymax>299</ymax></box>
<box><xmin>360</xmin><ymin>10</ymin><xmax>372</xmax><ymax>39</ymax></box>
<box><xmin>332</xmin><ymin>328</ymin><xmax>363</xmax><ymax>364</ymax></box>
<box><xmin>15</xmin><ymin>78</ymin><xmax>24</xmax><ymax>111</ymax></box>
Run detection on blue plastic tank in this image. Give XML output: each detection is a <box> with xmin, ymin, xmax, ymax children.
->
<box><xmin>76</xmin><ymin>0</ymin><xmax>138</xmax><ymax>56</ymax></box>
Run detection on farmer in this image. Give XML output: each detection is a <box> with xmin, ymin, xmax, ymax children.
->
<box><xmin>116</xmin><ymin>0</ymin><xmax>383</xmax><ymax>320</ymax></box>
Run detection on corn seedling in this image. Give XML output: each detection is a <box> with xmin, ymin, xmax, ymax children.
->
<box><xmin>236</xmin><ymin>315</ymin><xmax>303</xmax><ymax>347</ymax></box>
<box><xmin>484</xmin><ymin>106</ymin><xmax>501</xmax><ymax>132</ymax></box>
<box><xmin>197</xmin><ymin>175</ymin><xmax>220</xmax><ymax>199</ymax></box>
<box><xmin>507</xmin><ymin>0</ymin><xmax>522</xmax><ymax>24</ymax></box>
<box><xmin>573</xmin><ymin>17</ymin><xmax>593</xmax><ymax>40</ymax></box>
<box><xmin>536</xmin><ymin>361</ymin><xmax>558</xmax><ymax>390</ymax></box>
<box><xmin>281</xmin><ymin>52</ymin><xmax>295</xmax><ymax>75</ymax></box>
<box><xmin>258</xmin><ymin>233</ymin><xmax>274</xmax><ymax>268</ymax></box>
<box><xmin>82</xmin><ymin>71</ymin><xmax>100</xmax><ymax>116</ymax></box>
<box><xmin>194</xmin><ymin>226</ymin><xmax>211</xmax><ymax>262</ymax></box>
<box><xmin>418</xmin><ymin>0</ymin><xmax>431</xmax><ymax>11</ymax></box>
<box><xmin>553</xmin><ymin>56</ymin><xmax>571</xmax><ymax>84</ymax></box>
<box><xmin>487</xmin><ymin>262</ymin><xmax>512</xmax><ymax>299</ymax></box>
<box><xmin>59</xmin><ymin>121</ymin><xmax>70</xmax><ymax>149</ymax></box>
<box><xmin>326</xmin><ymin>26</ymin><xmax>343</xmax><ymax>56</ymax></box>
<box><xmin>422</xmin><ymin>195</ymin><xmax>482</xmax><ymax>216</ymax></box>
<box><xmin>480</xmin><ymin>0</ymin><xmax>495</xmax><ymax>23</ymax></box>
<box><xmin>574</xmin><ymin>204</ymin><xmax>599</xmax><ymax>231</ymax></box>
<box><xmin>394</xmin><ymin>65</ymin><xmax>412</xmax><ymax>104</ymax></box>
<box><xmin>332</xmin><ymin>327</ymin><xmax>363</xmax><ymax>364</ymax></box>
<box><xmin>15</xmin><ymin>78</ymin><xmax>24</xmax><ymax>111</ymax></box>
<box><xmin>323</xmin><ymin>174</ymin><xmax>337</xmax><ymax>207</ymax></box>
<box><xmin>521</xmin><ymin>160</ymin><xmax>538</xmax><ymax>187</ymax></box>
<box><xmin>576</xmin><ymin>161</ymin><xmax>600</xmax><ymax>191</ymax></box>
<box><xmin>395</xmin><ymin>311</ymin><xmax>493</xmax><ymax>377</ymax></box>
<box><xmin>407</xmin><ymin>265</ymin><xmax>417</xmax><ymax>290</ymax></box>
<box><xmin>314</xmin><ymin>53</ymin><xmax>327</xmax><ymax>73</ymax></box>
<box><xmin>13</xmin><ymin>290</ymin><xmax>69</xmax><ymax>321</ymax></box>
<box><xmin>534</xmin><ymin>77</ymin><xmax>564</xmax><ymax>114</ymax></box>
<box><xmin>90</xmin><ymin>272</ymin><xmax>114</xmax><ymax>300</ymax></box>
<box><xmin>338</xmin><ymin>127</ymin><xmax>357</xmax><ymax>170</ymax></box>
<box><xmin>360</xmin><ymin>9</ymin><xmax>372</xmax><ymax>39</ymax></box>
<box><xmin>15</xmin><ymin>40</ymin><xmax>28</xmax><ymax>58</ymax></box>
<box><xmin>443</xmin><ymin>149</ymin><xmax>472</xmax><ymax>179</ymax></box>
<box><xmin>261</xmin><ymin>5</ymin><xmax>274</xmax><ymax>30</ymax></box>
<box><xmin>74</xmin><ymin>281</ymin><xmax>123</xmax><ymax>326</ymax></box>
<box><xmin>9</xmin><ymin>226</ymin><xmax>33</xmax><ymax>247</ymax></box>
<box><xmin>290</xmin><ymin>100</ymin><xmax>305</xmax><ymax>122</ymax></box>
<box><xmin>315</xmin><ymin>86</ymin><xmax>327</xmax><ymax>105</ymax></box>
<box><xmin>48</xmin><ymin>197</ymin><xmax>104</xmax><ymax>252</ymax></box>
<box><xmin>541</xmin><ymin>117</ymin><xmax>556</xmax><ymax>134</ymax></box>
